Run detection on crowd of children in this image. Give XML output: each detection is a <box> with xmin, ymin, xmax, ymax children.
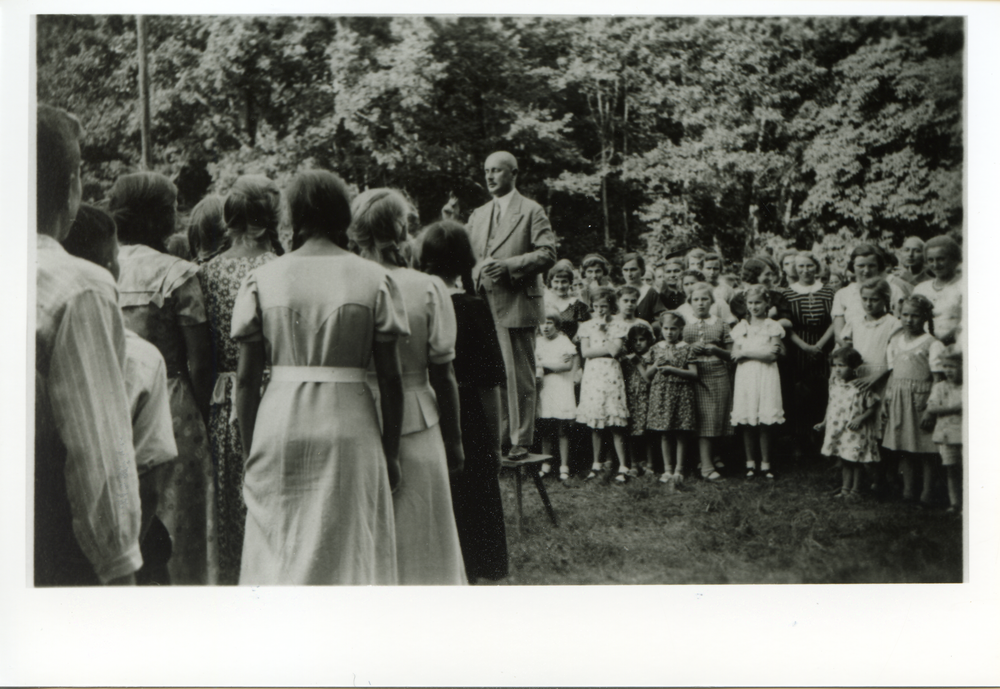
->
<box><xmin>534</xmin><ymin>242</ymin><xmax>965</xmax><ymax>514</ymax></box>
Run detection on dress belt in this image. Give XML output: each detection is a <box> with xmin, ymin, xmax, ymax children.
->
<box><xmin>365</xmin><ymin>370</ymin><xmax>431</xmax><ymax>391</ymax></box>
<box><xmin>271</xmin><ymin>366</ymin><xmax>368</xmax><ymax>383</ymax></box>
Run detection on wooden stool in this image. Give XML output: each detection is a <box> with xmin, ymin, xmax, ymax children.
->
<box><xmin>501</xmin><ymin>453</ymin><xmax>559</xmax><ymax>532</ymax></box>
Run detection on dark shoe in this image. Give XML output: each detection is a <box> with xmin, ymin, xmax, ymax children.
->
<box><xmin>507</xmin><ymin>445</ymin><xmax>529</xmax><ymax>459</ymax></box>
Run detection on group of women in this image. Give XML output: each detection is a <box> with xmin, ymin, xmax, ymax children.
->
<box><xmin>105</xmin><ymin>169</ymin><xmax>508</xmax><ymax>586</ymax></box>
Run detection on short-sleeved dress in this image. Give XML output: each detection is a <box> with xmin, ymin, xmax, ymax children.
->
<box><xmin>820</xmin><ymin>378</ymin><xmax>881</xmax><ymax>464</ymax></box>
<box><xmin>230</xmin><ymin>252</ymin><xmax>409</xmax><ymax>585</ymax></box>
<box><xmin>369</xmin><ymin>267</ymin><xmax>467</xmax><ymax>586</ymax></box>
<box><xmin>620</xmin><ymin>350</ymin><xmax>653</xmax><ymax>436</ymax></box>
<box><xmin>881</xmin><ymin>333</ymin><xmax>944</xmax><ymax>454</ymax></box>
<box><xmin>118</xmin><ymin>243</ymin><xmax>217</xmax><ymax>585</ymax></box>
<box><xmin>682</xmin><ymin>315</ymin><xmax>734</xmax><ymax>438</ymax></box>
<box><xmin>449</xmin><ymin>291</ymin><xmax>509</xmax><ymax>582</ymax></box>
<box><xmin>842</xmin><ymin>313</ymin><xmax>901</xmax><ymax>380</ymax></box>
<box><xmin>535</xmin><ymin>332</ymin><xmax>578</xmax><ymax>421</ymax></box>
<box><xmin>544</xmin><ymin>291</ymin><xmax>590</xmax><ymax>341</ymax></box>
<box><xmin>198</xmin><ymin>251</ymin><xmax>277</xmax><ymax>585</ymax></box>
<box><xmin>928</xmin><ymin>380</ymin><xmax>962</xmax><ymax>465</ymax></box>
<box><xmin>574</xmin><ymin>319</ymin><xmax>629</xmax><ymax>429</ymax></box>
<box><xmin>645</xmin><ymin>341</ymin><xmax>696</xmax><ymax>432</ymax></box>
<box><xmin>730</xmin><ymin>318</ymin><xmax>785</xmax><ymax>427</ymax></box>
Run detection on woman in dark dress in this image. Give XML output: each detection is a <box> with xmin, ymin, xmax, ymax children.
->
<box><xmin>418</xmin><ymin>220</ymin><xmax>509</xmax><ymax>583</ymax></box>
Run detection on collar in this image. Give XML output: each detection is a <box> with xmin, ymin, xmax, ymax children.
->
<box><xmin>789</xmin><ymin>281</ymin><xmax>825</xmax><ymax>294</ymax></box>
<box><xmin>695</xmin><ymin>313</ymin><xmax>719</xmax><ymax>326</ymax></box>
<box><xmin>861</xmin><ymin>313</ymin><xmax>890</xmax><ymax>327</ymax></box>
<box><xmin>493</xmin><ymin>189</ymin><xmax>516</xmax><ymax>218</ymax></box>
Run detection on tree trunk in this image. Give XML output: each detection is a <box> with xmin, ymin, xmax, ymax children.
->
<box><xmin>135</xmin><ymin>15</ymin><xmax>152</xmax><ymax>170</ymax></box>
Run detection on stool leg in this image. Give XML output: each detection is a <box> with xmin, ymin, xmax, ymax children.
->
<box><xmin>531</xmin><ymin>472</ymin><xmax>559</xmax><ymax>526</ymax></box>
<box><xmin>515</xmin><ymin>467</ymin><xmax>524</xmax><ymax>533</ymax></box>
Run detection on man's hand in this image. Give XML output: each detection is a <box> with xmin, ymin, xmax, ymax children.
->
<box><xmin>481</xmin><ymin>257</ymin><xmax>506</xmax><ymax>281</ymax></box>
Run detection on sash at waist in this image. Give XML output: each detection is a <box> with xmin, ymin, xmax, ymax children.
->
<box><xmin>270</xmin><ymin>366</ymin><xmax>367</xmax><ymax>383</ymax></box>
<box><xmin>365</xmin><ymin>369</ymin><xmax>431</xmax><ymax>391</ymax></box>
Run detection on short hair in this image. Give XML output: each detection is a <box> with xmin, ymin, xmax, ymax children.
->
<box><xmin>741</xmin><ymin>256</ymin><xmax>779</xmax><ymax>285</ymax></box>
<box><xmin>686</xmin><ymin>247</ymin><xmax>707</xmax><ymax>260</ymax></box>
<box><xmin>703</xmin><ymin>252</ymin><xmax>722</xmax><ymax>265</ymax></box>
<box><xmin>224</xmin><ymin>175</ymin><xmax>281</xmax><ymax>243</ymax></box>
<box><xmin>663</xmin><ymin>257</ymin><xmax>685</xmax><ymax>270</ymax></box>
<box><xmin>687</xmin><ymin>281</ymin><xmax>715</xmax><ymax>304</ymax></box>
<box><xmin>108</xmin><ymin>172</ymin><xmax>178</xmax><ymax>250</ymax></box>
<box><xmin>924</xmin><ymin>235</ymin><xmax>962</xmax><ymax>263</ymax></box>
<box><xmin>660</xmin><ymin>311</ymin><xmax>686</xmax><ymax>328</ymax></box>
<box><xmin>486</xmin><ymin>150</ymin><xmax>518</xmax><ymax>174</ymax></box>
<box><xmin>848</xmin><ymin>243</ymin><xmax>886</xmax><ymax>274</ymax></box>
<box><xmin>547</xmin><ymin>258</ymin><xmax>575</xmax><ymax>285</ymax></box>
<box><xmin>61</xmin><ymin>203</ymin><xmax>116</xmax><ymax>267</ymax></box>
<box><xmin>742</xmin><ymin>283</ymin><xmax>772</xmax><ymax>305</ymax></box>
<box><xmin>286</xmin><ymin>170</ymin><xmax>353</xmax><ymax>250</ymax></box>
<box><xmin>680</xmin><ymin>269</ymin><xmax>707</xmax><ymax>284</ymax></box>
<box><xmin>794</xmin><ymin>251</ymin><xmax>823</xmax><ymax>272</ymax></box>
<box><xmin>581</xmin><ymin>253</ymin><xmax>610</xmax><ymax>275</ymax></box>
<box><xmin>858</xmin><ymin>277</ymin><xmax>892</xmax><ymax>307</ymax></box>
<box><xmin>902</xmin><ymin>236</ymin><xmax>925</xmax><ymax>250</ymax></box>
<box><xmin>777</xmin><ymin>249</ymin><xmax>799</xmax><ymax>269</ymax></box>
<box><xmin>900</xmin><ymin>294</ymin><xmax>935</xmax><ymax>335</ymax></box>
<box><xmin>418</xmin><ymin>219</ymin><xmax>476</xmax><ymax>289</ymax></box>
<box><xmin>543</xmin><ymin>305</ymin><xmax>564</xmax><ymax>328</ymax></box>
<box><xmin>349</xmin><ymin>188</ymin><xmax>411</xmax><ymax>267</ymax></box>
<box><xmin>37</xmin><ymin>105</ymin><xmax>83</xmax><ymax>230</ymax></box>
<box><xmin>626</xmin><ymin>323</ymin><xmax>655</xmax><ymax>352</ymax></box>
<box><xmin>617</xmin><ymin>284</ymin><xmax>640</xmax><ymax>300</ymax></box>
<box><xmin>187</xmin><ymin>195</ymin><xmax>227</xmax><ymax>259</ymax></box>
<box><xmin>621</xmin><ymin>252</ymin><xmax>646</xmax><ymax>273</ymax></box>
<box><xmin>590</xmin><ymin>285</ymin><xmax>618</xmax><ymax>314</ymax></box>
<box><xmin>829</xmin><ymin>346</ymin><xmax>864</xmax><ymax>373</ymax></box>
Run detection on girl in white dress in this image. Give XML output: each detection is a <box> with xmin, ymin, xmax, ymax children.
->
<box><xmin>535</xmin><ymin>308</ymin><xmax>579</xmax><ymax>480</ymax></box>
<box><xmin>731</xmin><ymin>285</ymin><xmax>785</xmax><ymax>479</ymax></box>
<box><xmin>575</xmin><ymin>287</ymin><xmax>631</xmax><ymax>482</ymax></box>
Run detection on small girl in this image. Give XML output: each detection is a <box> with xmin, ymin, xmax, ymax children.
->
<box><xmin>620</xmin><ymin>323</ymin><xmax>656</xmax><ymax>476</ymax></box>
<box><xmin>682</xmin><ymin>282</ymin><xmax>734</xmax><ymax>481</ymax></box>
<box><xmin>877</xmin><ymin>295</ymin><xmax>944</xmax><ymax>505</ymax></box>
<box><xmin>841</xmin><ymin>277</ymin><xmax>901</xmax><ymax>382</ymax></box>
<box><xmin>575</xmin><ymin>287</ymin><xmax>631</xmax><ymax>483</ymax></box>
<box><xmin>815</xmin><ymin>347</ymin><xmax>882</xmax><ymax>501</ymax></box>
<box><xmin>676</xmin><ymin>269</ymin><xmax>735</xmax><ymax>325</ymax></box>
<box><xmin>535</xmin><ymin>308</ymin><xmax>580</xmax><ymax>480</ymax></box>
<box><xmin>646</xmin><ymin>312</ymin><xmax>698</xmax><ymax>483</ymax></box>
<box><xmin>924</xmin><ymin>345</ymin><xmax>963</xmax><ymax>513</ymax></box>
<box><xmin>730</xmin><ymin>285</ymin><xmax>786</xmax><ymax>479</ymax></box>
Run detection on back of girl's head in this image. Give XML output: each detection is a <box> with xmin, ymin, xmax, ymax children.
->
<box><xmin>187</xmin><ymin>195</ymin><xmax>226</xmax><ymax>258</ymax></box>
<box><xmin>849</xmin><ymin>243</ymin><xmax>886</xmax><ymax>274</ymax></box>
<box><xmin>108</xmin><ymin>171</ymin><xmax>178</xmax><ymax>250</ymax></box>
<box><xmin>681</xmin><ymin>268</ymin><xmax>706</xmax><ymax>283</ymax></box>
<box><xmin>901</xmin><ymin>294</ymin><xmax>935</xmax><ymax>333</ymax></box>
<box><xmin>829</xmin><ymin>346</ymin><xmax>864</xmax><ymax>373</ymax></box>
<box><xmin>224</xmin><ymin>175</ymin><xmax>281</xmax><ymax>243</ymax></box>
<box><xmin>591</xmin><ymin>285</ymin><xmax>618</xmax><ymax>313</ymax></box>
<box><xmin>660</xmin><ymin>310</ymin><xmax>686</xmax><ymax>329</ymax></box>
<box><xmin>418</xmin><ymin>219</ymin><xmax>476</xmax><ymax>287</ymax></box>
<box><xmin>547</xmin><ymin>258</ymin><xmax>575</xmax><ymax>285</ymax></box>
<box><xmin>286</xmin><ymin>170</ymin><xmax>352</xmax><ymax>250</ymax></box>
<box><xmin>859</xmin><ymin>277</ymin><xmax>891</xmax><ymax>306</ymax></box>
<box><xmin>741</xmin><ymin>256</ymin><xmax>778</xmax><ymax>284</ymax></box>
<box><xmin>621</xmin><ymin>252</ymin><xmax>645</xmax><ymax>272</ymax></box>
<box><xmin>349</xmin><ymin>188</ymin><xmax>411</xmax><ymax>266</ymax></box>
<box><xmin>742</xmin><ymin>283</ymin><xmax>771</xmax><ymax>305</ymax></box>
<box><xmin>924</xmin><ymin>234</ymin><xmax>962</xmax><ymax>262</ymax></box>
<box><xmin>62</xmin><ymin>203</ymin><xmax>116</xmax><ymax>267</ymax></box>
<box><xmin>617</xmin><ymin>284</ymin><xmax>640</xmax><ymax>300</ymax></box>
<box><xmin>626</xmin><ymin>323</ymin><xmax>654</xmax><ymax>352</ymax></box>
<box><xmin>687</xmin><ymin>281</ymin><xmax>715</xmax><ymax>304</ymax></box>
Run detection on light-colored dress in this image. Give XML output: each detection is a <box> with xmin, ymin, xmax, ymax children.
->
<box><xmin>832</xmin><ymin>281</ymin><xmax>908</xmax><ymax>326</ymax></box>
<box><xmin>369</xmin><ymin>267</ymin><xmax>467</xmax><ymax>586</ymax></box>
<box><xmin>230</xmin><ymin>252</ymin><xmax>408</xmax><ymax>585</ymax></box>
<box><xmin>913</xmin><ymin>277</ymin><xmax>963</xmax><ymax>343</ymax></box>
<box><xmin>820</xmin><ymin>378</ymin><xmax>881</xmax><ymax>464</ymax></box>
<box><xmin>575</xmin><ymin>318</ymin><xmax>629</xmax><ymax>429</ymax></box>
<box><xmin>842</xmin><ymin>313</ymin><xmax>901</xmax><ymax>379</ymax></box>
<box><xmin>881</xmin><ymin>333</ymin><xmax>943</xmax><ymax>454</ymax></box>
<box><xmin>730</xmin><ymin>318</ymin><xmax>785</xmax><ymax>426</ymax></box>
<box><xmin>535</xmin><ymin>332</ymin><xmax>578</xmax><ymax>420</ymax></box>
<box><xmin>117</xmin><ymin>243</ymin><xmax>217</xmax><ymax>585</ymax></box>
<box><xmin>198</xmin><ymin>252</ymin><xmax>276</xmax><ymax>585</ymax></box>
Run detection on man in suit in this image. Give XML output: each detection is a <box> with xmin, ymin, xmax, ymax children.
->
<box><xmin>467</xmin><ymin>151</ymin><xmax>557</xmax><ymax>458</ymax></box>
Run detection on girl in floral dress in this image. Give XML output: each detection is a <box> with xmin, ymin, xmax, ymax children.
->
<box><xmin>575</xmin><ymin>287</ymin><xmax>631</xmax><ymax>483</ymax></box>
<box><xmin>816</xmin><ymin>347</ymin><xmax>881</xmax><ymax>501</ymax></box>
<box><xmin>646</xmin><ymin>312</ymin><xmax>698</xmax><ymax>483</ymax></box>
<box><xmin>199</xmin><ymin>175</ymin><xmax>282</xmax><ymax>584</ymax></box>
<box><xmin>619</xmin><ymin>323</ymin><xmax>656</xmax><ymax>477</ymax></box>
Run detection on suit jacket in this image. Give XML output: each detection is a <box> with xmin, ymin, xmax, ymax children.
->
<box><xmin>467</xmin><ymin>190</ymin><xmax>557</xmax><ymax>328</ymax></box>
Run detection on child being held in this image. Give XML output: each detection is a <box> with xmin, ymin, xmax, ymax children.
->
<box><xmin>924</xmin><ymin>345</ymin><xmax>963</xmax><ymax>514</ymax></box>
<box><xmin>535</xmin><ymin>308</ymin><xmax>580</xmax><ymax>480</ymax></box>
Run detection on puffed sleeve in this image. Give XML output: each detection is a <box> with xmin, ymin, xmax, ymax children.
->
<box><xmin>766</xmin><ymin>319</ymin><xmax>785</xmax><ymax>339</ymax></box>
<box><xmin>166</xmin><ymin>262</ymin><xmax>208</xmax><ymax>326</ymax></box>
<box><xmin>731</xmin><ymin>320</ymin><xmax>748</xmax><ymax>340</ymax></box>
<box><xmin>426</xmin><ymin>276</ymin><xmax>457</xmax><ymax>365</ymax></box>
<box><xmin>230</xmin><ymin>272</ymin><xmax>263</xmax><ymax>342</ymax></box>
<box><xmin>374</xmin><ymin>270</ymin><xmax>410</xmax><ymax>342</ymax></box>
<box><xmin>574</xmin><ymin>319</ymin><xmax>591</xmax><ymax>344</ymax></box>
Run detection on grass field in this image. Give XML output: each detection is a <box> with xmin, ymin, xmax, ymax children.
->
<box><xmin>495</xmin><ymin>461</ymin><xmax>963</xmax><ymax>585</ymax></box>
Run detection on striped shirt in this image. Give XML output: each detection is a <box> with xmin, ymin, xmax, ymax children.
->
<box><xmin>35</xmin><ymin>234</ymin><xmax>142</xmax><ymax>584</ymax></box>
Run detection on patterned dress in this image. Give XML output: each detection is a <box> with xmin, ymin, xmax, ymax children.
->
<box><xmin>574</xmin><ymin>319</ymin><xmax>629</xmax><ymax>429</ymax></box>
<box><xmin>117</xmin><ymin>244</ymin><xmax>217</xmax><ymax>585</ymax></box>
<box><xmin>620</xmin><ymin>350</ymin><xmax>653</xmax><ymax>436</ymax></box>
<box><xmin>820</xmin><ymin>378</ymin><xmax>881</xmax><ymax>463</ymax></box>
<box><xmin>682</xmin><ymin>316</ymin><xmax>734</xmax><ymax>438</ymax></box>
<box><xmin>881</xmin><ymin>333</ymin><xmax>943</xmax><ymax>454</ymax></box>
<box><xmin>198</xmin><ymin>252</ymin><xmax>276</xmax><ymax>585</ymax></box>
<box><xmin>783</xmin><ymin>283</ymin><xmax>835</xmax><ymax>431</ymax></box>
<box><xmin>645</xmin><ymin>341</ymin><xmax>696</xmax><ymax>432</ymax></box>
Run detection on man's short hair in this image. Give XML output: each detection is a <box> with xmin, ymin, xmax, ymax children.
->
<box><xmin>37</xmin><ymin>105</ymin><xmax>83</xmax><ymax>228</ymax></box>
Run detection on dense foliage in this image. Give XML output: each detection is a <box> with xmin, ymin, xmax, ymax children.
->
<box><xmin>37</xmin><ymin>15</ymin><xmax>963</xmax><ymax>268</ymax></box>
